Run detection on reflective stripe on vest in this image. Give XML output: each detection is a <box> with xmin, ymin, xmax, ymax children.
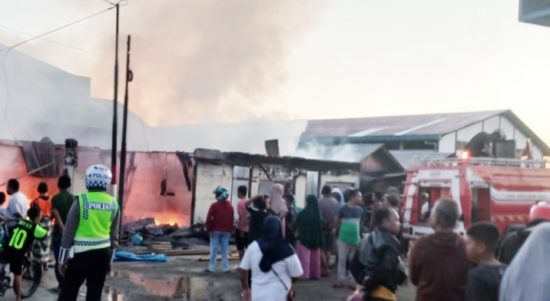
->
<box><xmin>74</xmin><ymin>192</ymin><xmax>118</xmax><ymax>253</ymax></box>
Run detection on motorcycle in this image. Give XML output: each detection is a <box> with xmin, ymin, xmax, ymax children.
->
<box><xmin>0</xmin><ymin>221</ymin><xmax>42</xmax><ymax>299</ymax></box>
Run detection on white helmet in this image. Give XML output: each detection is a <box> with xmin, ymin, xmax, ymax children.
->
<box><xmin>85</xmin><ymin>164</ymin><xmax>112</xmax><ymax>191</ymax></box>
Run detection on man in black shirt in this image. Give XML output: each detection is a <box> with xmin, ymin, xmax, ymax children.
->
<box><xmin>465</xmin><ymin>222</ymin><xmax>506</xmax><ymax>301</ymax></box>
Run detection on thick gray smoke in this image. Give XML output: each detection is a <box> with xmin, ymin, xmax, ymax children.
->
<box><xmin>90</xmin><ymin>0</ymin><xmax>322</xmax><ymax>125</ymax></box>
<box><xmin>0</xmin><ymin>0</ymin><xmax>322</xmax><ymax>151</ymax></box>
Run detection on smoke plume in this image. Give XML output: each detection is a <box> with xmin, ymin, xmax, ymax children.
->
<box><xmin>87</xmin><ymin>0</ymin><xmax>321</xmax><ymax>125</ymax></box>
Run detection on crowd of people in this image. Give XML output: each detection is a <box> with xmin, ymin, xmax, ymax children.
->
<box><xmin>1</xmin><ymin>169</ymin><xmax>549</xmax><ymax>301</ymax></box>
<box><xmin>203</xmin><ymin>183</ymin><xmax>550</xmax><ymax>301</ymax></box>
<box><xmin>0</xmin><ymin>176</ymin><xmax>75</xmax><ymax>300</ymax></box>
<box><xmin>204</xmin><ymin>184</ymin><xmax>382</xmax><ymax>300</ymax></box>
<box><xmin>0</xmin><ymin>164</ymin><xmax>119</xmax><ymax>301</ymax></box>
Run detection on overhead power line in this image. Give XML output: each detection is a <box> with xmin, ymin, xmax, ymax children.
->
<box><xmin>1</xmin><ymin>5</ymin><xmax>116</xmax><ymax>142</ymax></box>
<box><xmin>5</xmin><ymin>6</ymin><xmax>115</xmax><ymax>51</ymax></box>
<box><xmin>0</xmin><ymin>24</ymin><xmax>108</xmax><ymax>57</ymax></box>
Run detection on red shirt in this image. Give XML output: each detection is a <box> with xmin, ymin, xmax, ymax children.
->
<box><xmin>205</xmin><ymin>200</ymin><xmax>235</xmax><ymax>233</ymax></box>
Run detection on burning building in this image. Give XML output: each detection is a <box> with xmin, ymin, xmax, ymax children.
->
<box><xmin>0</xmin><ymin>140</ymin><xmax>361</xmax><ymax>227</ymax></box>
<box><xmin>0</xmin><ymin>140</ymin><xmax>193</xmax><ymax>226</ymax></box>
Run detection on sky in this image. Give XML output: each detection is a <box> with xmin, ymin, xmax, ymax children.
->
<box><xmin>0</xmin><ymin>0</ymin><xmax>549</xmax><ymax>145</ymax></box>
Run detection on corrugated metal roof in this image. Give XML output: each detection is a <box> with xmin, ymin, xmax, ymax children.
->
<box><xmin>294</xmin><ymin>143</ymin><xmax>384</xmax><ymax>163</ymax></box>
<box><xmin>390</xmin><ymin>151</ymin><xmax>451</xmax><ymax>170</ymax></box>
<box><xmin>194</xmin><ymin>148</ymin><xmax>360</xmax><ymax>171</ymax></box>
<box><xmin>302</xmin><ymin>110</ymin><xmax>506</xmax><ymax>138</ymax></box>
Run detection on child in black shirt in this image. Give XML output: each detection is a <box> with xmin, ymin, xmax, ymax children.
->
<box><xmin>3</xmin><ymin>206</ymin><xmax>47</xmax><ymax>301</ymax></box>
<box><xmin>465</xmin><ymin>222</ymin><xmax>506</xmax><ymax>301</ymax></box>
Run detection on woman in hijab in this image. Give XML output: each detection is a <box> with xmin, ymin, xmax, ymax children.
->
<box><xmin>332</xmin><ymin>187</ymin><xmax>345</xmax><ymax>207</ymax></box>
<box><xmin>270</xmin><ymin>184</ymin><xmax>288</xmax><ymax>217</ymax></box>
<box><xmin>239</xmin><ymin>216</ymin><xmax>303</xmax><ymax>301</ymax></box>
<box><xmin>296</xmin><ymin>195</ymin><xmax>323</xmax><ymax>280</ymax></box>
<box><xmin>499</xmin><ymin>222</ymin><xmax>550</xmax><ymax>301</ymax></box>
<box><xmin>270</xmin><ymin>184</ymin><xmax>288</xmax><ymax>236</ymax></box>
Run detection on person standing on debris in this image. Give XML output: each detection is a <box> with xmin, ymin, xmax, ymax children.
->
<box><xmin>335</xmin><ymin>189</ymin><xmax>365</xmax><ymax>288</ymax></box>
<box><xmin>409</xmin><ymin>199</ymin><xmax>469</xmax><ymax>301</ymax></box>
<box><xmin>58</xmin><ymin>164</ymin><xmax>120</xmax><ymax>301</ymax></box>
<box><xmin>205</xmin><ymin>186</ymin><xmax>234</xmax><ymax>273</ymax></box>
<box><xmin>6</xmin><ymin>179</ymin><xmax>29</xmax><ymax>220</ymax></box>
<box><xmin>318</xmin><ymin>185</ymin><xmax>339</xmax><ymax>276</ymax></box>
<box><xmin>296</xmin><ymin>195</ymin><xmax>323</xmax><ymax>280</ymax></box>
<box><xmin>236</xmin><ymin>185</ymin><xmax>250</xmax><ymax>260</ymax></box>
<box><xmin>50</xmin><ymin>175</ymin><xmax>74</xmax><ymax>292</ymax></box>
<box><xmin>31</xmin><ymin>181</ymin><xmax>52</xmax><ymax>271</ymax></box>
<box><xmin>499</xmin><ymin>222</ymin><xmax>550</xmax><ymax>301</ymax></box>
<box><xmin>240</xmin><ymin>215</ymin><xmax>303</xmax><ymax>301</ymax></box>
<box><xmin>247</xmin><ymin>195</ymin><xmax>271</xmax><ymax>244</ymax></box>
<box><xmin>465</xmin><ymin>222</ymin><xmax>506</xmax><ymax>301</ymax></box>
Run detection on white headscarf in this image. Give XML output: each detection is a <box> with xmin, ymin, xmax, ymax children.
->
<box><xmin>331</xmin><ymin>187</ymin><xmax>345</xmax><ymax>207</ymax></box>
<box><xmin>269</xmin><ymin>184</ymin><xmax>288</xmax><ymax>216</ymax></box>
<box><xmin>500</xmin><ymin>222</ymin><xmax>550</xmax><ymax>301</ymax></box>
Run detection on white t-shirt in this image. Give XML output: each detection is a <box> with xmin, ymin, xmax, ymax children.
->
<box><xmin>0</xmin><ymin>207</ymin><xmax>8</xmax><ymax>219</ymax></box>
<box><xmin>7</xmin><ymin>192</ymin><xmax>29</xmax><ymax>219</ymax></box>
<box><xmin>239</xmin><ymin>241</ymin><xmax>303</xmax><ymax>301</ymax></box>
<box><xmin>421</xmin><ymin>202</ymin><xmax>430</xmax><ymax>217</ymax></box>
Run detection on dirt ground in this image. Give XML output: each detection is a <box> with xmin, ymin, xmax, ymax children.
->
<box><xmin>15</xmin><ymin>256</ymin><xmax>416</xmax><ymax>301</ymax></box>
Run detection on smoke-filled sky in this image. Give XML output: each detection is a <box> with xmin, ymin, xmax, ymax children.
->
<box><xmin>0</xmin><ymin>0</ymin><xmax>550</xmax><ymax>145</ymax></box>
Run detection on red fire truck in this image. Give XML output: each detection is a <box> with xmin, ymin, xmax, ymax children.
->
<box><xmin>402</xmin><ymin>157</ymin><xmax>550</xmax><ymax>237</ymax></box>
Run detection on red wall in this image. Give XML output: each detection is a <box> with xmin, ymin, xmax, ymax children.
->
<box><xmin>0</xmin><ymin>144</ymin><xmax>193</xmax><ymax>226</ymax></box>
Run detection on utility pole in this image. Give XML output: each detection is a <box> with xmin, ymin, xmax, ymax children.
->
<box><xmin>118</xmin><ymin>35</ymin><xmax>132</xmax><ymax>231</ymax></box>
<box><xmin>111</xmin><ymin>3</ymin><xmax>120</xmax><ymax>199</ymax></box>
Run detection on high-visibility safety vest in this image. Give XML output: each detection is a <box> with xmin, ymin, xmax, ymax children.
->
<box><xmin>74</xmin><ymin>192</ymin><xmax>118</xmax><ymax>254</ymax></box>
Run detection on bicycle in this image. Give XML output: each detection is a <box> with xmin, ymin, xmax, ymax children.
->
<box><xmin>0</xmin><ymin>221</ymin><xmax>42</xmax><ymax>299</ymax></box>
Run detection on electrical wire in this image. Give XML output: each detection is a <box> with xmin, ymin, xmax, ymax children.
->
<box><xmin>1</xmin><ymin>5</ymin><xmax>115</xmax><ymax>142</ymax></box>
<box><xmin>0</xmin><ymin>24</ymin><xmax>109</xmax><ymax>57</ymax></box>
<box><xmin>5</xmin><ymin>6</ymin><xmax>114</xmax><ymax>51</ymax></box>
<box><xmin>104</xmin><ymin>0</ymin><xmax>128</xmax><ymax>6</ymax></box>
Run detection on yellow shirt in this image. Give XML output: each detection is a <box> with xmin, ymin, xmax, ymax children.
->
<box><xmin>370</xmin><ymin>286</ymin><xmax>396</xmax><ymax>301</ymax></box>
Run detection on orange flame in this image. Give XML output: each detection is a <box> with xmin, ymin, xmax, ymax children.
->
<box><xmin>153</xmin><ymin>213</ymin><xmax>182</xmax><ymax>226</ymax></box>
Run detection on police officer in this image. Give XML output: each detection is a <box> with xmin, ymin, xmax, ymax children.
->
<box><xmin>58</xmin><ymin>164</ymin><xmax>119</xmax><ymax>301</ymax></box>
